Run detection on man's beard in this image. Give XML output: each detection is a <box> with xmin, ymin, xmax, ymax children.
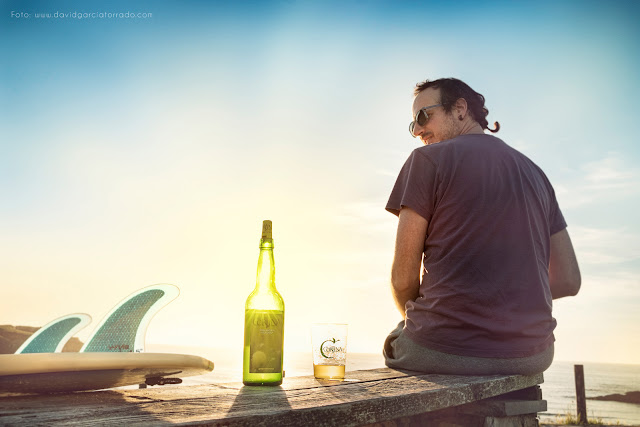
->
<box><xmin>430</xmin><ymin>112</ymin><xmax>459</xmax><ymax>144</ymax></box>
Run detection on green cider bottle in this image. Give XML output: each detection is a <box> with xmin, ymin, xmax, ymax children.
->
<box><xmin>243</xmin><ymin>220</ymin><xmax>285</xmax><ymax>386</ymax></box>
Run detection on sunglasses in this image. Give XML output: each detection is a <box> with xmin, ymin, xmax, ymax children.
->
<box><xmin>409</xmin><ymin>103</ymin><xmax>442</xmax><ymax>137</ymax></box>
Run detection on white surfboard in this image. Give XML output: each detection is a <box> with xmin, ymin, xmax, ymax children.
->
<box><xmin>0</xmin><ymin>352</ymin><xmax>214</xmax><ymax>394</ymax></box>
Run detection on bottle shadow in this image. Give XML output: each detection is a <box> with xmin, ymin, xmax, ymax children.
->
<box><xmin>226</xmin><ymin>385</ymin><xmax>293</xmax><ymax>420</ymax></box>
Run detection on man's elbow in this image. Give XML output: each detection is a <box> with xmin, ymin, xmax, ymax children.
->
<box><xmin>549</xmin><ymin>229</ymin><xmax>581</xmax><ymax>299</ymax></box>
<box><xmin>567</xmin><ymin>267</ymin><xmax>582</xmax><ymax>296</ymax></box>
<box><xmin>552</xmin><ymin>274</ymin><xmax>581</xmax><ymax>299</ymax></box>
<box><xmin>391</xmin><ymin>267</ymin><xmax>418</xmax><ymax>293</ymax></box>
<box><xmin>565</xmin><ymin>276</ymin><xmax>581</xmax><ymax>296</ymax></box>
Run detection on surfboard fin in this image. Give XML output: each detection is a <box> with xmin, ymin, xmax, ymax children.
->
<box><xmin>15</xmin><ymin>313</ymin><xmax>92</xmax><ymax>354</ymax></box>
<box><xmin>80</xmin><ymin>284</ymin><xmax>179</xmax><ymax>353</ymax></box>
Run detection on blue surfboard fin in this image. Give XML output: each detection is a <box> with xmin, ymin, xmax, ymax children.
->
<box><xmin>15</xmin><ymin>313</ymin><xmax>92</xmax><ymax>354</ymax></box>
<box><xmin>80</xmin><ymin>284</ymin><xmax>179</xmax><ymax>353</ymax></box>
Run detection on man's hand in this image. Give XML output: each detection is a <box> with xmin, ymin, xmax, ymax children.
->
<box><xmin>549</xmin><ymin>228</ymin><xmax>581</xmax><ymax>299</ymax></box>
<box><xmin>391</xmin><ymin>207</ymin><xmax>428</xmax><ymax>317</ymax></box>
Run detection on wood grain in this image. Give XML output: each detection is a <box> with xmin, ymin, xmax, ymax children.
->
<box><xmin>0</xmin><ymin>368</ymin><xmax>544</xmax><ymax>426</ymax></box>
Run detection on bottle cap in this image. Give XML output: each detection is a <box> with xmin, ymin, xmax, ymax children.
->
<box><xmin>261</xmin><ymin>220</ymin><xmax>272</xmax><ymax>240</ymax></box>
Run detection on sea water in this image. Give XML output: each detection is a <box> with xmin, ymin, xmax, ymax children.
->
<box><xmin>147</xmin><ymin>345</ymin><xmax>640</xmax><ymax>425</ymax></box>
<box><xmin>539</xmin><ymin>360</ymin><xmax>640</xmax><ymax>425</ymax></box>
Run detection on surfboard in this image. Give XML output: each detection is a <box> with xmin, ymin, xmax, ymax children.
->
<box><xmin>0</xmin><ymin>352</ymin><xmax>214</xmax><ymax>394</ymax></box>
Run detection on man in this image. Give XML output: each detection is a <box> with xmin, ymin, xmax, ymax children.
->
<box><xmin>384</xmin><ymin>78</ymin><xmax>580</xmax><ymax>375</ymax></box>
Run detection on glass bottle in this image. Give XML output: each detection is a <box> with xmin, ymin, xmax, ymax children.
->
<box><xmin>243</xmin><ymin>220</ymin><xmax>285</xmax><ymax>386</ymax></box>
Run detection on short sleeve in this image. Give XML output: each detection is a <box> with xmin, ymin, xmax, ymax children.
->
<box><xmin>385</xmin><ymin>149</ymin><xmax>437</xmax><ymax>221</ymax></box>
<box><xmin>548</xmin><ymin>186</ymin><xmax>567</xmax><ymax>235</ymax></box>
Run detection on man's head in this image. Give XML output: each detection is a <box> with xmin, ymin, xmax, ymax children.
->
<box><xmin>410</xmin><ymin>78</ymin><xmax>499</xmax><ymax>145</ymax></box>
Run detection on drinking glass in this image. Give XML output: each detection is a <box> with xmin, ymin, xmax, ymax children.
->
<box><xmin>311</xmin><ymin>323</ymin><xmax>348</xmax><ymax>379</ymax></box>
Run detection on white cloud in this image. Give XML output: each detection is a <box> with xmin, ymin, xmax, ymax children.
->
<box><xmin>584</xmin><ymin>153</ymin><xmax>640</xmax><ymax>190</ymax></box>
<box><xmin>375</xmin><ymin>169</ymin><xmax>400</xmax><ymax>178</ymax></box>
<box><xmin>571</xmin><ymin>225</ymin><xmax>640</xmax><ymax>265</ymax></box>
<box><xmin>558</xmin><ymin>152</ymin><xmax>640</xmax><ymax>209</ymax></box>
<box><xmin>332</xmin><ymin>200</ymin><xmax>397</xmax><ymax>235</ymax></box>
<box><xmin>579</xmin><ymin>270</ymin><xmax>640</xmax><ymax>299</ymax></box>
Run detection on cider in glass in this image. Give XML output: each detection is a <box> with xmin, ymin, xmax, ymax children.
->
<box><xmin>311</xmin><ymin>323</ymin><xmax>348</xmax><ymax>380</ymax></box>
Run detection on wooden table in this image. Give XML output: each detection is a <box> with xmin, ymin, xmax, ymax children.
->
<box><xmin>0</xmin><ymin>368</ymin><xmax>546</xmax><ymax>426</ymax></box>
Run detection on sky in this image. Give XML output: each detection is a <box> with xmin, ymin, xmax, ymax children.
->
<box><xmin>1</xmin><ymin>0</ymin><xmax>639</xmax><ymax>365</ymax></box>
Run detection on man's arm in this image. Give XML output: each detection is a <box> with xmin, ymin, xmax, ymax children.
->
<box><xmin>391</xmin><ymin>207</ymin><xmax>428</xmax><ymax>318</ymax></box>
<box><xmin>549</xmin><ymin>228</ymin><xmax>581</xmax><ymax>299</ymax></box>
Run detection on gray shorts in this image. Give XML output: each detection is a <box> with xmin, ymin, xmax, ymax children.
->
<box><xmin>383</xmin><ymin>321</ymin><xmax>554</xmax><ymax>376</ymax></box>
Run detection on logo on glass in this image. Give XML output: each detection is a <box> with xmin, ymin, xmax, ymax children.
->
<box><xmin>320</xmin><ymin>338</ymin><xmax>344</xmax><ymax>359</ymax></box>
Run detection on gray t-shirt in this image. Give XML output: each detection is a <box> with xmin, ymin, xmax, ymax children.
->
<box><xmin>386</xmin><ymin>134</ymin><xmax>566</xmax><ymax>358</ymax></box>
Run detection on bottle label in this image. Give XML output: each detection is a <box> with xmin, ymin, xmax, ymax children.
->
<box><xmin>246</xmin><ymin>309</ymin><xmax>284</xmax><ymax>374</ymax></box>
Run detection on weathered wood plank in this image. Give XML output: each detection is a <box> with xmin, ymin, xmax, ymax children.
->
<box><xmin>494</xmin><ymin>385</ymin><xmax>542</xmax><ymax>401</ymax></box>
<box><xmin>0</xmin><ymin>369</ymin><xmax>543</xmax><ymax>426</ymax></box>
<box><xmin>456</xmin><ymin>399</ymin><xmax>547</xmax><ymax>417</ymax></box>
<box><xmin>217</xmin><ymin>367</ymin><xmax>422</xmax><ymax>390</ymax></box>
<box><xmin>0</xmin><ymin>368</ymin><xmax>409</xmax><ymax>399</ymax></box>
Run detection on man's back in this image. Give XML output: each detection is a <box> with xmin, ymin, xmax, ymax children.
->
<box><xmin>386</xmin><ymin>134</ymin><xmax>566</xmax><ymax>358</ymax></box>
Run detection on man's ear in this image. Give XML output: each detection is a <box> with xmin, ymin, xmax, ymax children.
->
<box><xmin>454</xmin><ymin>97</ymin><xmax>469</xmax><ymax>116</ymax></box>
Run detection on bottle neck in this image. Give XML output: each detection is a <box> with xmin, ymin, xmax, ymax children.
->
<box><xmin>255</xmin><ymin>238</ymin><xmax>276</xmax><ymax>292</ymax></box>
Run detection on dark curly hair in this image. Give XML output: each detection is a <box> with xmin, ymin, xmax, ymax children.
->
<box><xmin>414</xmin><ymin>78</ymin><xmax>500</xmax><ymax>133</ymax></box>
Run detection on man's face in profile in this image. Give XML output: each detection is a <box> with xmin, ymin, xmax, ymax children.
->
<box><xmin>411</xmin><ymin>88</ymin><xmax>459</xmax><ymax>145</ymax></box>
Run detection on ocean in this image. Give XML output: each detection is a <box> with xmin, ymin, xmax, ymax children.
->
<box><xmin>540</xmin><ymin>360</ymin><xmax>640</xmax><ymax>425</ymax></box>
<box><xmin>148</xmin><ymin>345</ymin><xmax>640</xmax><ymax>425</ymax></box>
